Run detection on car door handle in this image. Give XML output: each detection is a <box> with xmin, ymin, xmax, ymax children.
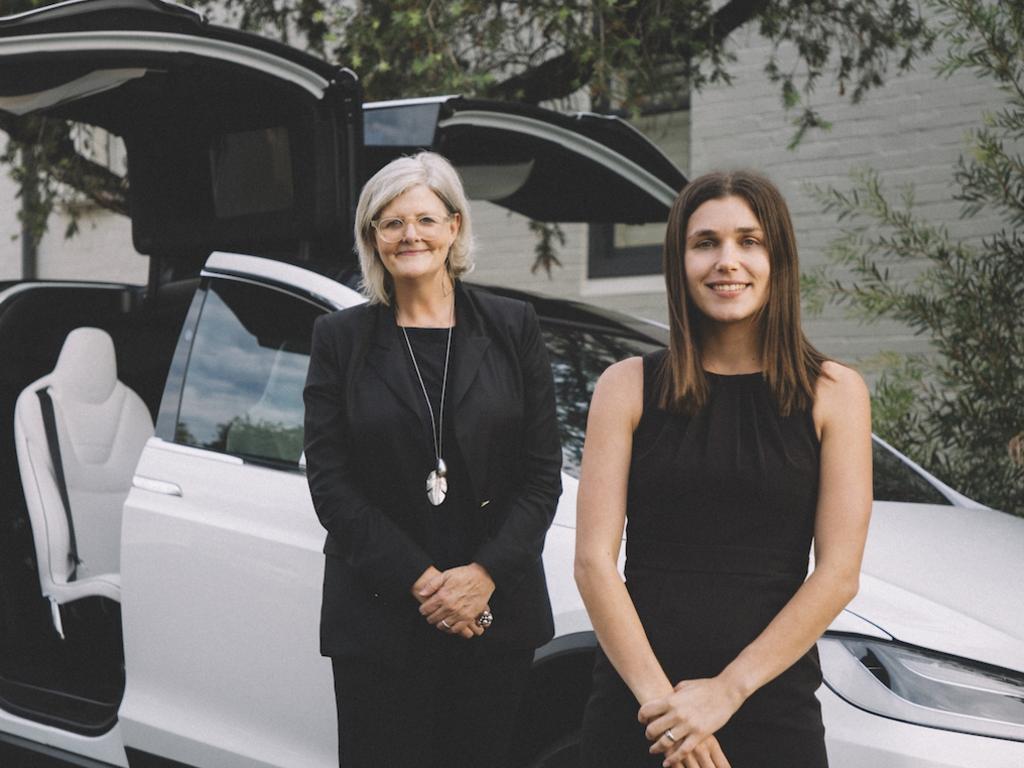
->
<box><xmin>132</xmin><ymin>475</ymin><xmax>183</xmax><ymax>497</ymax></box>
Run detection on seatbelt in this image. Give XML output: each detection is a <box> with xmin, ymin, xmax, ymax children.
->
<box><xmin>36</xmin><ymin>387</ymin><xmax>81</xmax><ymax>582</ymax></box>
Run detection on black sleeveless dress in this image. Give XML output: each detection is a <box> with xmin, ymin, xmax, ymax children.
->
<box><xmin>579</xmin><ymin>351</ymin><xmax>829</xmax><ymax>767</ymax></box>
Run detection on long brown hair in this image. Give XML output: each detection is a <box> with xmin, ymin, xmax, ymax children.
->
<box><xmin>659</xmin><ymin>170</ymin><xmax>828</xmax><ymax>415</ymax></box>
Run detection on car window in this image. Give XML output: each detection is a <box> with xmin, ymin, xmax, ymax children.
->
<box><xmin>541</xmin><ymin>322</ymin><xmax>661</xmax><ymax>477</ymax></box>
<box><xmin>175</xmin><ymin>278</ymin><xmax>323</xmax><ymax>468</ymax></box>
<box><xmin>872</xmin><ymin>441</ymin><xmax>951</xmax><ymax>505</ymax></box>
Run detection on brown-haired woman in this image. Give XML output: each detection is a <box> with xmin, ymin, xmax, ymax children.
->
<box><xmin>575</xmin><ymin>170</ymin><xmax>872</xmax><ymax>767</ymax></box>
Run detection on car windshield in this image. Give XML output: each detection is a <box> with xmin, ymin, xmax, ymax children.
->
<box><xmin>871</xmin><ymin>441</ymin><xmax>951</xmax><ymax>505</ymax></box>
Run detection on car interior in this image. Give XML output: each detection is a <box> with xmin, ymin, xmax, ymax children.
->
<box><xmin>0</xmin><ymin>278</ymin><xmax>195</xmax><ymax>734</ymax></box>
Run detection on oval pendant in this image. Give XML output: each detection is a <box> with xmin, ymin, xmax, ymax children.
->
<box><xmin>426</xmin><ymin>470</ymin><xmax>448</xmax><ymax>506</ymax></box>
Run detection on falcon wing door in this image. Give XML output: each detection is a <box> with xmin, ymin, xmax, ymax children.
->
<box><xmin>0</xmin><ymin>0</ymin><xmax>361</xmax><ymax>263</ymax></box>
<box><xmin>363</xmin><ymin>96</ymin><xmax>686</xmax><ymax>223</ymax></box>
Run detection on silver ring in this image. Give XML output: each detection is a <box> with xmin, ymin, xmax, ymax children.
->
<box><xmin>475</xmin><ymin>610</ymin><xmax>493</xmax><ymax>628</ymax></box>
<box><xmin>440</xmin><ymin>619</ymin><xmax>452</xmax><ymax>629</ymax></box>
<box><xmin>664</xmin><ymin>729</ymin><xmax>678</xmax><ymax>743</ymax></box>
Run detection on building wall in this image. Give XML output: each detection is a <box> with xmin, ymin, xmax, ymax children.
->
<box><xmin>0</xmin><ymin>148</ymin><xmax>147</xmax><ymax>285</ymax></box>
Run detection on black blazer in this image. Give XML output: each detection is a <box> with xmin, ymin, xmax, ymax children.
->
<box><xmin>303</xmin><ymin>282</ymin><xmax>562</xmax><ymax>659</ymax></box>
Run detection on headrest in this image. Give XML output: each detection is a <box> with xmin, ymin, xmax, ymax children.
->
<box><xmin>52</xmin><ymin>327</ymin><xmax>118</xmax><ymax>404</ymax></box>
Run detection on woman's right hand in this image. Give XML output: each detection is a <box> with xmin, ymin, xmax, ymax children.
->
<box><xmin>411</xmin><ymin>565</ymin><xmax>485</xmax><ymax>639</ymax></box>
<box><xmin>641</xmin><ymin>676</ymin><xmax>742</xmax><ymax>763</ymax></box>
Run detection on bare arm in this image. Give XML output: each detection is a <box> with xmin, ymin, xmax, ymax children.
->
<box><xmin>643</xmin><ymin>361</ymin><xmax>873</xmax><ymax>762</ymax></box>
<box><xmin>574</xmin><ymin>358</ymin><xmax>674</xmax><ymax>702</ymax></box>
<box><xmin>576</xmin><ymin>359</ymin><xmax>730</xmax><ymax>767</ymax></box>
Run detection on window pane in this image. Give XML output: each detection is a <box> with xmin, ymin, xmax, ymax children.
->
<box><xmin>542</xmin><ymin>323</ymin><xmax>661</xmax><ymax>477</ymax></box>
<box><xmin>175</xmin><ymin>279</ymin><xmax>322</xmax><ymax>466</ymax></box>
<box><xmin>587</xmin><ymin>108</ymin><xmax>689</xmax><ymax>278</ymax></box>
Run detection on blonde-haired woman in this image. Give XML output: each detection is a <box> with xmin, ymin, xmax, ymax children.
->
<box><xmin>576</xmin><ymin>171</ymin><xmax>872</xmax><ymax>767</ymax></box>
<box><xmin>304</xmin><ymin>151</ymin><xmax>562</xmax><ymax>767</ymax></box>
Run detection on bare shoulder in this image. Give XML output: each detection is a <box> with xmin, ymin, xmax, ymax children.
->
<box><xmin>813</xmin><ymin>360</ymin><xmax>871</xmax><ymax>432</ymax></box>
<box><xmin>590</xmin><ymin>356</ymin><xmax>645</xmax><ymax>429</ymax></box>
<box><xmin>595</xmin><ymin>356</ymin><xmax>644</xmax><ymax>399</ymax></box>
<box><xmin>816</xmin><ymin>360</ymin><xmax>868</xmax><ymax>400</ymax></box>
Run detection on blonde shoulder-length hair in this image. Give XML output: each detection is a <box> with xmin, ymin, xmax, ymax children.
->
<box><xmin>354</xmin><ymin>151</ymin><xmax>475</xmax><ymax>305</ymax></box>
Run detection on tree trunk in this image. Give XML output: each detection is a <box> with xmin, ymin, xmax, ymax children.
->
<box><xmin>20</xmin><ymin>147</ymin><xmax>38</xmax><ymax>281</ymax></box>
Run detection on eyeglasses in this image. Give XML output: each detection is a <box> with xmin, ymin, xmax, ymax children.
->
<box><xmin>371</xmin><ymin>214</ymin><xmax>454</xmax><ymax>244</ymax></box>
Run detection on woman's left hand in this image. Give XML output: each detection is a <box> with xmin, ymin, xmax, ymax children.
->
<box><xmin>639</xmin><ymin>676</ymin><xmax>743</xmax><ymax>763</ymax></box>
<box><xmin>418</xmin><ymin>562</ymin><xmax>495</xmax><ymax>634</ymax></box>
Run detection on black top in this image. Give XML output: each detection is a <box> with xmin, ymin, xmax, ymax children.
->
<box><xmin>625</xmin><ymin>350</ymin><xmax>824</xmax><ymax>728</ymax></box>
<box><xmin>401</xmin><ymin>327</ymin><xmax>479</xmax><ymax>570</ymax></box>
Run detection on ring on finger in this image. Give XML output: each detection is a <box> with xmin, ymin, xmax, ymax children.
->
<box><xmin>440</xmin><ymin>619</ymin><xmax>452</xmax><ymax>629</ymax></box>
<box><xmin>664</xmin><ymin>729</ymin><xmax>678</xmax><ymax>743</ymax></box>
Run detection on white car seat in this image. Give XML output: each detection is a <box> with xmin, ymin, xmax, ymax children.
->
<box><xmin>14</xmin><ymin>327</ymin><xmax>153</xmax><ymax>634</ymax></box>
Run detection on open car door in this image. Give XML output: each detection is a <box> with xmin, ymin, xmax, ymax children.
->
<box><xmin>364</xmin><ymin>96</ymin><xmax>686</xmax><ymax>223</ymax></box>
<box><xmin>0</xmin><ymin>0</ymin><xmax>361</xmax><ymax>271</ymax></box>
<box><xmin>0</xmin><ymin>2</ymin><xmax>360</xmax><ymax>765</ymax></box>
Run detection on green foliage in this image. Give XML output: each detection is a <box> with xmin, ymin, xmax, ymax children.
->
<box><xmin>761</xmin><ymin>0</ymin><xmax>935</xmax><ymax>145</ymax></box>
<box><xmin>194</xmin><ymin>0</ymin><xmax>934</xmax><ymax>120</ymax></box>
<box><xmin>809</xmin><ymin>0</ymin><xmax>1024</xmax><ymax>515</ymax></box>
<box><xmin>0</xmin><ymin>116</ymin><xmax>128</xmax><ymax>251</ymax></box>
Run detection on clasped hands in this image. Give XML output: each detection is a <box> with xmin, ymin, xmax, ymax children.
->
<box><xmin>413</xmin><ymin>563</ymin><xmax>494</xmax><ymax>639</ymax></box>
<box><xmin>638</xmin><ymin>676</ymin><xmax>740</xmax><ymax>768</ymax></box>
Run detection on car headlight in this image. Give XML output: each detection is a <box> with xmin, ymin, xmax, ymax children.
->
<box><xmin>819</xmin><ymin>635</ymin><xmax>1024</xmax><ymax>741</ymax></box>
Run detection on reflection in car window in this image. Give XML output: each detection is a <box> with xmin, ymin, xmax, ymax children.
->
<box><xmin>541</xmin><ymin>322</ymin><xmax>660</xmax><ymax>477</ymax></box>
<box><xmin>872</xmin><ymin>441</ymin><xmax>951</xmax><ymax>505</ymax></box>
<box><xmin>175</xmin><ymin>279</ymin><xmax>323</xmax><ymax>467</ymax></box>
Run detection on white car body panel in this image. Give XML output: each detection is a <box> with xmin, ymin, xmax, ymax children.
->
<box><xmin>119</xmin><ymin>438</ymin><xmax>336</xmax><ymax>767</ymax></box>
<box><xmin>819</xmin><ymin>684</ymin><xmax>1024</xmax><ymax>767</ymax></box>
<box><xmin>852</xmin><ymin>502</ymin><xmax>1024</xmax><ymax>672</ymax></box>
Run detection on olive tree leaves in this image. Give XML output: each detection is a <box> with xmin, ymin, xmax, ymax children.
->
<box><xmin>809</xmin><ymin>0</ymin><xmax>1024</xmax><ymax>514</ymax></box>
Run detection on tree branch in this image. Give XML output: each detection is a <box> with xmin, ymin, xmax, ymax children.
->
<box><xmin>487</xmin><ymin>0</ymin><xmax>768</xmax><ymax>104</ymax></box>
<box><xmin>484</xmin><ymin>50</ymin><xmax>593</xmax><ymax>104</ymax></box>
<box><xmin>0</xmin><ymin>115</ymin><xmax>129</xmax><ymax>216</ymax></box>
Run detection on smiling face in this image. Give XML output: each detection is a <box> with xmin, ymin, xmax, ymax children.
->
<box><xmin>684</xmin><ymin>195</ymin><xmax>771</xmax><ymax>328</ymax></box>
<box><xmin>374</xmin><ymin>184</ymin><xmax>460</xmax><ymax>288</ymax></box>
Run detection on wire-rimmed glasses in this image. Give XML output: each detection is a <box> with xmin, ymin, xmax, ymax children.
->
<box><xmin>371</xmin><ymin>214</ymin><xmax>453</xmax><ymax>243</ymax></box>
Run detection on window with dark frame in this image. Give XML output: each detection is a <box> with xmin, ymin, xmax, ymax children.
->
<box><xmin>587</xmin><ymin>94</ymin><xmax>690</xmax><ymax>280</ymax></box>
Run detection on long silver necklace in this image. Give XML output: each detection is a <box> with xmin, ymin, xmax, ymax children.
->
<box><xmin>399</xmin><ymin>299</ymin><xmax>454</xmax><ymax>506</ymax></box>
